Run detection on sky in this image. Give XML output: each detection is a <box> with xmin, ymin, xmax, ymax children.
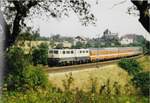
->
<box><xmin>27</xmin><ymin>0</ymin><xmax>150</xmax><ymax>40</ymax></box>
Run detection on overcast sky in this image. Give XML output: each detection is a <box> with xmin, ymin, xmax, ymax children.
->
<box><xmin>27</xmin><ymin>0</ymin><xmax>150</xmax><ymax>40</ymax></box>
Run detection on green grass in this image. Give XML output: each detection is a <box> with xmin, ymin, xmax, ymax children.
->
<box><xmin>137</xmin><ymin>55</ymin><xmax>150</xmax><ymax>71</ymax></box>
<box><xmin>2</xmin><ymin>56</ymin><xmax>149</xmax><ymax>103</ymax></box>
<box><xmin>48</xmin><ymin>64</ymin><xmax>136</xmax><ymax>94</ymax></box>
<box><xmin>48</xmin><ymin>56</ymin><xmax>150</xmax><ymax>92</ymax></box>
<box><xmin>1</xmin><ymin>89</ymin><xmax>149</xmax><ymax>103</ymax></box>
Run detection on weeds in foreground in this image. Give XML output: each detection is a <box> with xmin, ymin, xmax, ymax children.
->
<box><xmin>1</xmin><ymin>73</ymin><xmax>149</xmax><ymax>103</ymax></box>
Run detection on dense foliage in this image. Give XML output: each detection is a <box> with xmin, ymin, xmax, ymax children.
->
<box><xmin>1</xmin><ymin>90</ymin><xmax>149</xmax><ymax>103</ymax></box>
<box><xmin>5</xmin><ymin>47</ymin><xmax>48</xmax><ymax>91</ymax></box>
<box><xmin>2</xmin><ymin>75</ymin><xmax>149</xmax><ymax>103</ymax></box>
<box><xmin>22</xmin><ymin>65</ymin><xmax>48</xmax><ymax>89</ymax></box>
<box><xmin>5</xmin><ymin>47</ymin><xmax>30</xmax><ymax>91</ymax></box>
<box><xmin>72</xmin><ymin>41</ymin><xmax>86</xmax><ymax>49</ymax></box>
<box><xmin>32</xmin><ymin>43</ymin><xmax>48</xmax><ymax>65</ymax></box>
<box><xmin>118</xmin><ymin>59</ymin><xmax>142</xmax><ymax>76</ymax></box>
<box><xmin>119</xmin><ymin>57</ymin><xmax>150</xmax><ymax>97</ymax></box>
<box><xmin>145</xmin><ymin>40</ymin><xmax>150</xmax><ymax>55</ymax></box>
<box><xmin>132</xmin><ymin>72</ymin><xmax>150</xmax><ymax>96</ymax></box>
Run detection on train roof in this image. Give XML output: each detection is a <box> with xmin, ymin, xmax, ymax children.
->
<box><xmin>49</xmin><ymin>48</ymin><xmax>89</xmax><ymax>50</ymax></box>
<box><xmin>49</xmin><ymin>47</ymin><xmax>142</xmax><ymax>51</ymax></box>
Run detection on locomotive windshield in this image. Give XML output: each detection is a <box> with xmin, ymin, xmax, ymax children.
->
<box><xmin>54</xmin><ymin>50</ymin><xmax>58</xmax><ymax>54</ymax></box>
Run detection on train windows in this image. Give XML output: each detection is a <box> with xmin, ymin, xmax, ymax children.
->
<box><xmin>83</xmin><ymin>51</ymin><xmax>85</xmax><ymax>53</ymax></box>
<box><xmin>67</xmin><ymin>51</ymin><xmax>70</xmax><ymax>54</ymax></box>
<box><xmin>71</xmin><ymin>51</ymin><xmax>73</xmax><ymax>54</ymax></box>
<box><xmin>80</xmin><ymin>51</ymin><xmax>82</xmax><ymax>53</ymax></box>
<box><xmin>63</xmin><ymin>51</ymin><xmax>65</xmax><ymax>54</ymax></box>
<box><xmin>54</xmin><ymin>50</ymin><xmax>58</xmax><ymax>54</ymax></box>
<box><xmin>86</xmin><ymin>50</ymin><xmax>88</xmax><ymax>53</ymax></box>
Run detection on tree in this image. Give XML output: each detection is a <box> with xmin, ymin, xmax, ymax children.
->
<box><xmin>51</xmin><ymin>34</ymin><xmax>61</xmax><ymax>42</ymax></box>
<box><xmin>73</xmin><ymin>41</ymin><xmax>86</xmax><ymax>49</ymax></box>
<box><xmin>118</xmin><ymin>59</ymin><xmax>142</xmax><ymax>76</ymax></box>
<box><xmin>132</xmin><ymin>72</ymin><xmax>150</xmax><ymax>96</ymax></box>
<box><xmin>107</xmin><ymin>0</ymin><xmax>149</xmax><ymax>33</ymax></box>
<box><xmin>32</xmin><ymin>31</ymin><xmax>40</xmax><ymax>40</ymax></box>
<box><xmin>130</xmin><ymin>0</ymin><xmax>149</xmax><ymax>33</ymax></box>
<box><xmin>5</xmin><ymin>46</ymin><xmax>48</xmax><ymax>91</ymax></box>
<box><xmin>145</xmin><ymin>40</ymin><xmax>150</xmax><ymax>55</ymax></box>
<box><xmin>32</xmin><ymin>43</ymin><xmax>49</xmax><ymax>65</ymax></box>
<box><xmin>2</xmin><ymin>0</ymin><xmax>96</xmax><ymax>49</ymax></box>
<box><xmin>2</xmin><ymin>0</ymin><xmax>149</xmax><ymax>49</ymax></box>
<box><xmin>5</xmin><ymin>47</ymin><xmax>29</xmax><ymax>90</ymax></box>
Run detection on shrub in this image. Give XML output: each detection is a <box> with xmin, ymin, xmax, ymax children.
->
<box><xmin>5</xmin><ymin>47</ymin><xmax>30</xmax><ymax>91</ymax></box>
<box><xmin>132</xmin><ymin>72</ymin><xmax>150</xmax><ymax>96</ymax></box>
<box><xmin>6</xmin><ymin>47</ymin><xmax>30</xmax><ymax>74</ymax></box>
<box><xmin>23</xmin><ymin>65</ymin><xmax>48</xmax><ymax>89</ymax></box>
<box><xmin>6</xmin><ymin>65</ymin><xmax>48</xmax><ymax>91</ymax></box>
<box><xmin>5</xmin><ymin>47</ymin><xmax>48</xmax><ymax>91</ymax></box>
<box><xmin>32</xmin><ymin>43</ymin><xmax>48</xmax><ymax>65</ymax></box>
<box><xmin>118</xmin><ymin>59</ymin><xmax>142</xmax><ymax>75</ymax></box>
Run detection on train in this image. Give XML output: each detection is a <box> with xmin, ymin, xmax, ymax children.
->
<box><xmin>48</xmin><ymin>47</ymin><xmax>143</xmax><ymax>66</ymax></box>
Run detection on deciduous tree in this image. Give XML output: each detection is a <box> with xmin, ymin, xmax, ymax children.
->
<box><xmin>131</xmin><ymin>0</ymin><xmax>149</xmax><ymax>33</ymax></box>
<box><xmin>2</xmin><ymin>0</ymin><xmax>96</xmax><ymax>49</ymax></box>
<box><xmin>1</xmin><ymin>0</ymin><xmax>149</xmax><ymax>49</ymax></box>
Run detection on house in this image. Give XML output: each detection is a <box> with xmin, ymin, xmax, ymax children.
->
<box><xmin>74</xmin><ymin>36</ymin><xmax>87</xmax><ymax>45</ymax></box>
<box><xmin>120</xmin><ymin>34</ymin><xmax>137</xmax><ymax>45</ymax></box>
<box><xmin>53</xmin><ymin>41</ymin><xmax>72</xmax><ymax>48</ymax></box>
<box><xmin>62</xmin><ymin>41</ymin><xmax>72</xmax><ymax>48</ymax></box>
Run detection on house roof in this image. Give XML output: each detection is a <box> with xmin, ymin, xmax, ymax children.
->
<box><xmin>120</xmin><ymin>34</ymin><xmax>137</xmax><ymax>40</ymax></box>
<box><xmin>75</xmin><ymin>36</ymin><xmax>86</xmax><ymax>41</ymax></box>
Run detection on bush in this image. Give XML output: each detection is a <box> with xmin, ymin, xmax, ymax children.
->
<box><xmin>118</xmin><ymin>59</ymin><xmax>142</xmax><ymax>75</ymax></box>
<box><xmin>6</xmin><ymin>47</ymin><xmax>30</xmax><ymax>74</ymax></box>
<box><xmin>132</xmin><ymin>72</ymin><xmax>150</xmax><ymax>96</ymax></box>
<box><xmin>32</xmin><ymin>43</ymin><xmax>48</xmax><ymax>65</ymax></box>
<box><xmin>2</xmin><ymin>88</ymin><xmax>149</xmax><ymax>103</ymax></box>
<box><xmin>6</xmin><ymin>65</ymin><xmax>48</xmax><ymax>91</ymax></box>
<box><xmin>23</xmin><ymin>65</ymin><xmax>48</xmax><ymax>89</ymax></box>
<box><xmin>5</xmin><ymin>47</ymin><xmax>48</xmax><ymax>91</ymax></box>
<box><xmin>5</xmin><ymin>47</ymin><xmax>30</xmax><ymax>91</ymax></box>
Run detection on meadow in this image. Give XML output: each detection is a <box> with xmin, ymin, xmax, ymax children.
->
<box><xmin>1</xmin><ymin>56</ymin><xmax>149</xmax><ymax>103</ymax></box>
<box><xmin>48</xmin><ymin>56</ymin><xmax>150</xmax><ymax>93</ymax></box>
<box><xmin>138</xmin><ymin>55</ymin><xmax>150</xmax><ymax>71</ymax></box>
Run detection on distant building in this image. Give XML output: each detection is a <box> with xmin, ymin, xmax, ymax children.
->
<box><xmin>102</xmin><ymin>29</ymin><xmax>119</xmax><ymax>40</ymax></box>
<box><xmin>74</xmin><ymin>36</ymin><xmax>87</xmax><ymax>45</ymax></box>
<box><xmin>100</xmin><ymin>29</ymin><xmax>119</xmax><ymax>46</ymax></box>
<box><xmin>120</xmin><ymin>34</ymin><xmax>137</xmax><ymax>45</ymax></box>
<box><xmin>54</xmin><ymin>41</ymin><xmax>72</xmax><ymax>48</ymax></box>
<box><xmin>61</xmin><ymin>41</ymin><xmax>72</xmax><ymax>48</ymax></box>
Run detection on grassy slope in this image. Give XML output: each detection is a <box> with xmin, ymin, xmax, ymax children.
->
<box><xmin>137</xmin><ymin>55</ymin><xmax>150</xmax><ymax>71</ymax></box>
<box><xmin>48</xmin><ymin>64</ymin><xmax>135</xmax><ymax>93</ymax></box>
<box><xmin>2</xmin><ymin>56</ymin><xmax>149</xmax><ymax>103</ymax></box>
<box><xmin>48</xmin><ymin>55</ymin><xmax>150</xmax><ymax>92</ymax></box>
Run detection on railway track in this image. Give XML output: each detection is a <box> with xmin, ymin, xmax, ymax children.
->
<box><xmin>45</xmin><ymin>54</ymin><xmax>143</xmax><ymax>73</ymax></box>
